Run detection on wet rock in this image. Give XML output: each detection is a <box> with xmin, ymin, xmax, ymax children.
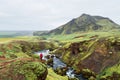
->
<box><xmin>45</xmin><ymin>55</ymin><xmax>51</xmax><ymax>59</ymax></box>
<box><xmin>77</xmin><ymin>69</ymin><xmax>96</xmax><ymax>79</ymax></box>
<box><xmin>47</xmin><ymin>58</ymin><xmax>53</xmax><ymax>67</ymax></box>
<box><xmin>51</xmin><ymin>55</ymin><xmax>55</xmax><ymax>58</ymax></box>
<box><xmin>74</xmin><ymin>69</ymin><xmax>81</xmax><ymax>75</ymax></box>
<box><xmin>54</xmin><ymin>67</ymin><xmax>68</xmax><ymax>76</ymax></box>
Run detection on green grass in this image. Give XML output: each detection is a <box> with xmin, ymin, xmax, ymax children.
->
<box><xmin>1</xmin><ymin>30</ymin><xmax>120</xmax><ymax>43</ymax></box>
<box><xmin>0</xmin><ymin>37</ymin><xmax>29</xmax><ymax>43</ymax></box>
<box><xmin>0</xmin><ymin>36</ymin><xmax>45</xmax><ymax>43</ymax></box>
<box><xmin>98</xmin><ymin>62</ymin><xmax>120</xmax><ymax>78</ymax></box>
<box><xmin>42</xmin><ymin>30</ymin><xmax>120</xmax><ymax>43</ymax></box>
<box><xmin>14</xmin><ymin>52</ymin><xmax>30</xmax><ymax>58</ymax></box>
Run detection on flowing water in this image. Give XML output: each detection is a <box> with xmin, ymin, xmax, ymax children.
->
<box><xmin>53</xmin><ymin>56</ymin><xmax>66</xmax><ymax>69</ymax></box>
<box><xmin>35</xmin><ymin>50</ymin><xmax>86</xmax><ymax>80</ymax></box>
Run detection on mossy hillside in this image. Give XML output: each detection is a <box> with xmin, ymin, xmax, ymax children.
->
<box><xmin>97</xmin><ymin>63</ymin><xmax>120</xmax><ymax>79</ymax></box>
<box><xmin>0</xmin><ymin>60</ymin><xmax>48</xmax><ymax>80</ymax></box>
<box><xmin>0</xmin><ymin>38</ymin><xmax>60</xmax><ymax>80</ymax></box>
<box><xmin>0</xmin><ymin>36</ymin><xmax>30</xmax><ymax>43</ymax></box>
<box><xmin>51</xmin><ymin>39</ymin><xmax>98</xmax><ymax>66</ymax></box>
<box><xmin>54</xmin><ymin>37</ymin><xmax>120</xmax><ymax>75</ymax></box>
<box><xmin>41</xmin><ymin>30</ymin><xmax>120</xmax><ymax>43</ymax></box>
<box><xmin>61</xmin><ymin>39</ymin><xmax>97</xmax><ymax>66</ymax></box>
<box><xmin>35</xmin><ymin>14</ymin><xmax>120</xmax><ymax>36</ymax></box>
<box><xmin>96</xmin><ymin>37</ymin><xmax>120</xmax><ymax>79</ymax></box>
<box><xmin>0</xmin><ymin>40</ymin><xmax>58</xmax><ymax>59</ymax></box>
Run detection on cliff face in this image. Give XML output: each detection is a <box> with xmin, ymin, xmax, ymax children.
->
<box><xmin>81</xmin><ymin>38</ymin><xmax>120</xmax><ymax>73</ymax></box>
<box><xmin>54</xmin><ymin>37</ymin><xmax>120</xmax><ymax>74</ymax></box>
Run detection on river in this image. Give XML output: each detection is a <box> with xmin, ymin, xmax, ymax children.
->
<box><xmin>35</xmin><ymin>50</ymin><xmax>87</xmax><ymax>80</ymax></box>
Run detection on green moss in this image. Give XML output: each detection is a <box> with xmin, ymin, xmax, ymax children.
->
<box><xmin>10</xmin><ymin>61</ymin><xmax>47</xmax><ymax>80</ymax></box>
<box><xmin>62</xmin><ymin>51</ymin><xmax>71</xmax><ymax>63</ymax></box>
<box><xmin>81</xmin><ymin>39</ymin><xmax>98</xmax><ymax>60</ymax></box>
<box><xmin>46</xmin><ymin>68</ymin><xmax>68</xmax><ymax>80</ymax></box>
<box><xmin>63</xmin><ymin>42</ymin><xmax>72</xmax><ymax>48</ymax></box>
<box><xmin>0</xmin><ymin>52</ymin><xmax>3</xmax><ymax>56</ymax></box>
<box><xmin>98</xmin><ymin>62</ymin><xmax>120</xmax><ymax>79</ymax></box>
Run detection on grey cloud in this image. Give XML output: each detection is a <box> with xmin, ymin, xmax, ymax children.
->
<box><xmin>0</xmin><ymin>0</ymin><xmax>119</xmax><ymax>30</ymax></box>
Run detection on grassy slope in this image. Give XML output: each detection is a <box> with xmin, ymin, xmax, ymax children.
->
<box><xmin>0</xmin><ymin>37</ymin><xmax>28</xmax><ymax>43</ymax></box>
<box><xmin>44</xmin><ymin>30</ymin><xmax>120</xmax><ymax>79</ymax></box>
<box><xmin>0</xmin><ymin>36</ymin><xmax>46</xmax><ymax>43</ymax></box>
<box><xmin>43</xmin><ymin>30</ymin><xmax>120</xmax><ymax>43</ymax></box>
<box><xmin>98</xmin><ymin>61</ymin><xmax>120</xmax><ymax>79</ymax></box>
<box><xmin>0</xmin><ymin>36</ymin><xmax>68</xmax><ymax>80</ymax></box>
<box><xmin>1</xmin><ymin>30</ymin><xmax>120</xmax><ymax>80</ymax></box>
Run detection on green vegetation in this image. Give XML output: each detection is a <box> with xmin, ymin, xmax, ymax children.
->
<box><xmin>0</xmin><ymin>37</ymin><xmax>59</xmax><ymax>80</ymax></box>
<box><xmin>46</xmin><ymin>68</ymin><xmax>68</xmax><ymax>80</ymax></box>
<box><xmin>34</xmin><ymin>14</ymin><xmax>120</xmax><ymax>36</ymax></box>
<box><xmin>39</xmin><ymin>30</ymin><xmax>120</xmax><ymax>43</ymax></box>
<box><xmin>1</xmin><ymin>14</ymin><xmax>120</xmax><ymax>80</ymax></box>
<box><xmin>98</xmin><ymin>62</ymin><xmax>120</xmax><ymax>79</ymax></box>
<box><xmin>9</xmin><ymin>61</ymin><xmax>47</xmax><ymax>80</ymax></box>
<box><xmin>51</xmin><ymin>36</ymin><xmax>120</xmax><ymax>79</ymax></box>
<box><xmin>1</xmin><ymin>31</ymin><xmax>120</xmax><ymax>80</ymax></box>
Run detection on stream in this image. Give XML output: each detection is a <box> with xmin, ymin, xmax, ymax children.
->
<box><xmin>35</xmin><ymin>50</ymin><xmax>87</xmax><ymax>80</ymax></box>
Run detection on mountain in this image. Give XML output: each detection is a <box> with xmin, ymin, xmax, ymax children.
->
<box><xmin>39</xmin><ymin>14</ymin><xmax>120</xmax><ymax>35</ymax></box>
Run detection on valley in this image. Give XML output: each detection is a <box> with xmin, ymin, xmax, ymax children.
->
<box><xmin>0</xmin><ymin>14</ymin><xmax>120</xmax><ymax>80</ymax></box>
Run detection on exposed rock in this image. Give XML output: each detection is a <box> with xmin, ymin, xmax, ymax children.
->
<box><xmin>58</xmin><ymin>37</ymin><xmax>120</xmax><ymax>74</ymax></box>
<box><xmin>47</xmin><ymin>58</ymin><xmax>53</xmax><ymax>67</ymax></box>
<box><xmin>54</xmin><ymin>67</ymin><xmax>68</xmax><ymax>76</ymax></box>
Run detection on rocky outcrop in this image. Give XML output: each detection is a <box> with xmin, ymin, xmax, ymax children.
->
<box><xmin>81</xmin><ymin>38</ymin><xmax>120</xmax><ymax>73</ymax></box>
<box><xmin>55</xmin><ymin>37</ymin><xmax>120</xmax><ymax>74</ymax></box>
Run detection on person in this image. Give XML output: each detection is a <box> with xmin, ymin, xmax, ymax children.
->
<box><xmin>40</xmin><ymin>53</ymin><xmax>43</xmax><ymax>61</ymax></box>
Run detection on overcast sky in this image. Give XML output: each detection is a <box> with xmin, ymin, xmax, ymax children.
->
<box><xmin>0</xmin><ymin>0</ymin><xmax>119</xmax><ymax>31</ymax></box>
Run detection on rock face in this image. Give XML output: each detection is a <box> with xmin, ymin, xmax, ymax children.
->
<box><xmin>35</xmin><ymin>14</ymin><xmax>120</xmax><ymax>35</ymax></box>
<box><xmin>56</xmin><ymin>37</ymin><xmax>120</xmax><ymax>74</ymax></box>
<box><xmin>81</xmin><ymin>38</ymin><xmax>120</xmax><ymax>73</ymax></box>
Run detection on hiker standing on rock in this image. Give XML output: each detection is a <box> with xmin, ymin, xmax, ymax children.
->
<box><xmin>40</xmin><ymin>53</ymin><xmax>43</xmax><ymax>61</ymax></box>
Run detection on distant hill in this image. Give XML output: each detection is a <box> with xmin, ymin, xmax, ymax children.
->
<box><xmin>36</xmin><ymin>14</ymin><xmax>120</xmax><ymax>35</ymax></box>
<box><xmin>0</xmin><ymin>31</ymin><xmax>33</xmax><ymax>38</ymax></box>
<box><xmin>33</xmin><ymin>31</ymin><xmax>48</xmax><ymax>36</ymax></box>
